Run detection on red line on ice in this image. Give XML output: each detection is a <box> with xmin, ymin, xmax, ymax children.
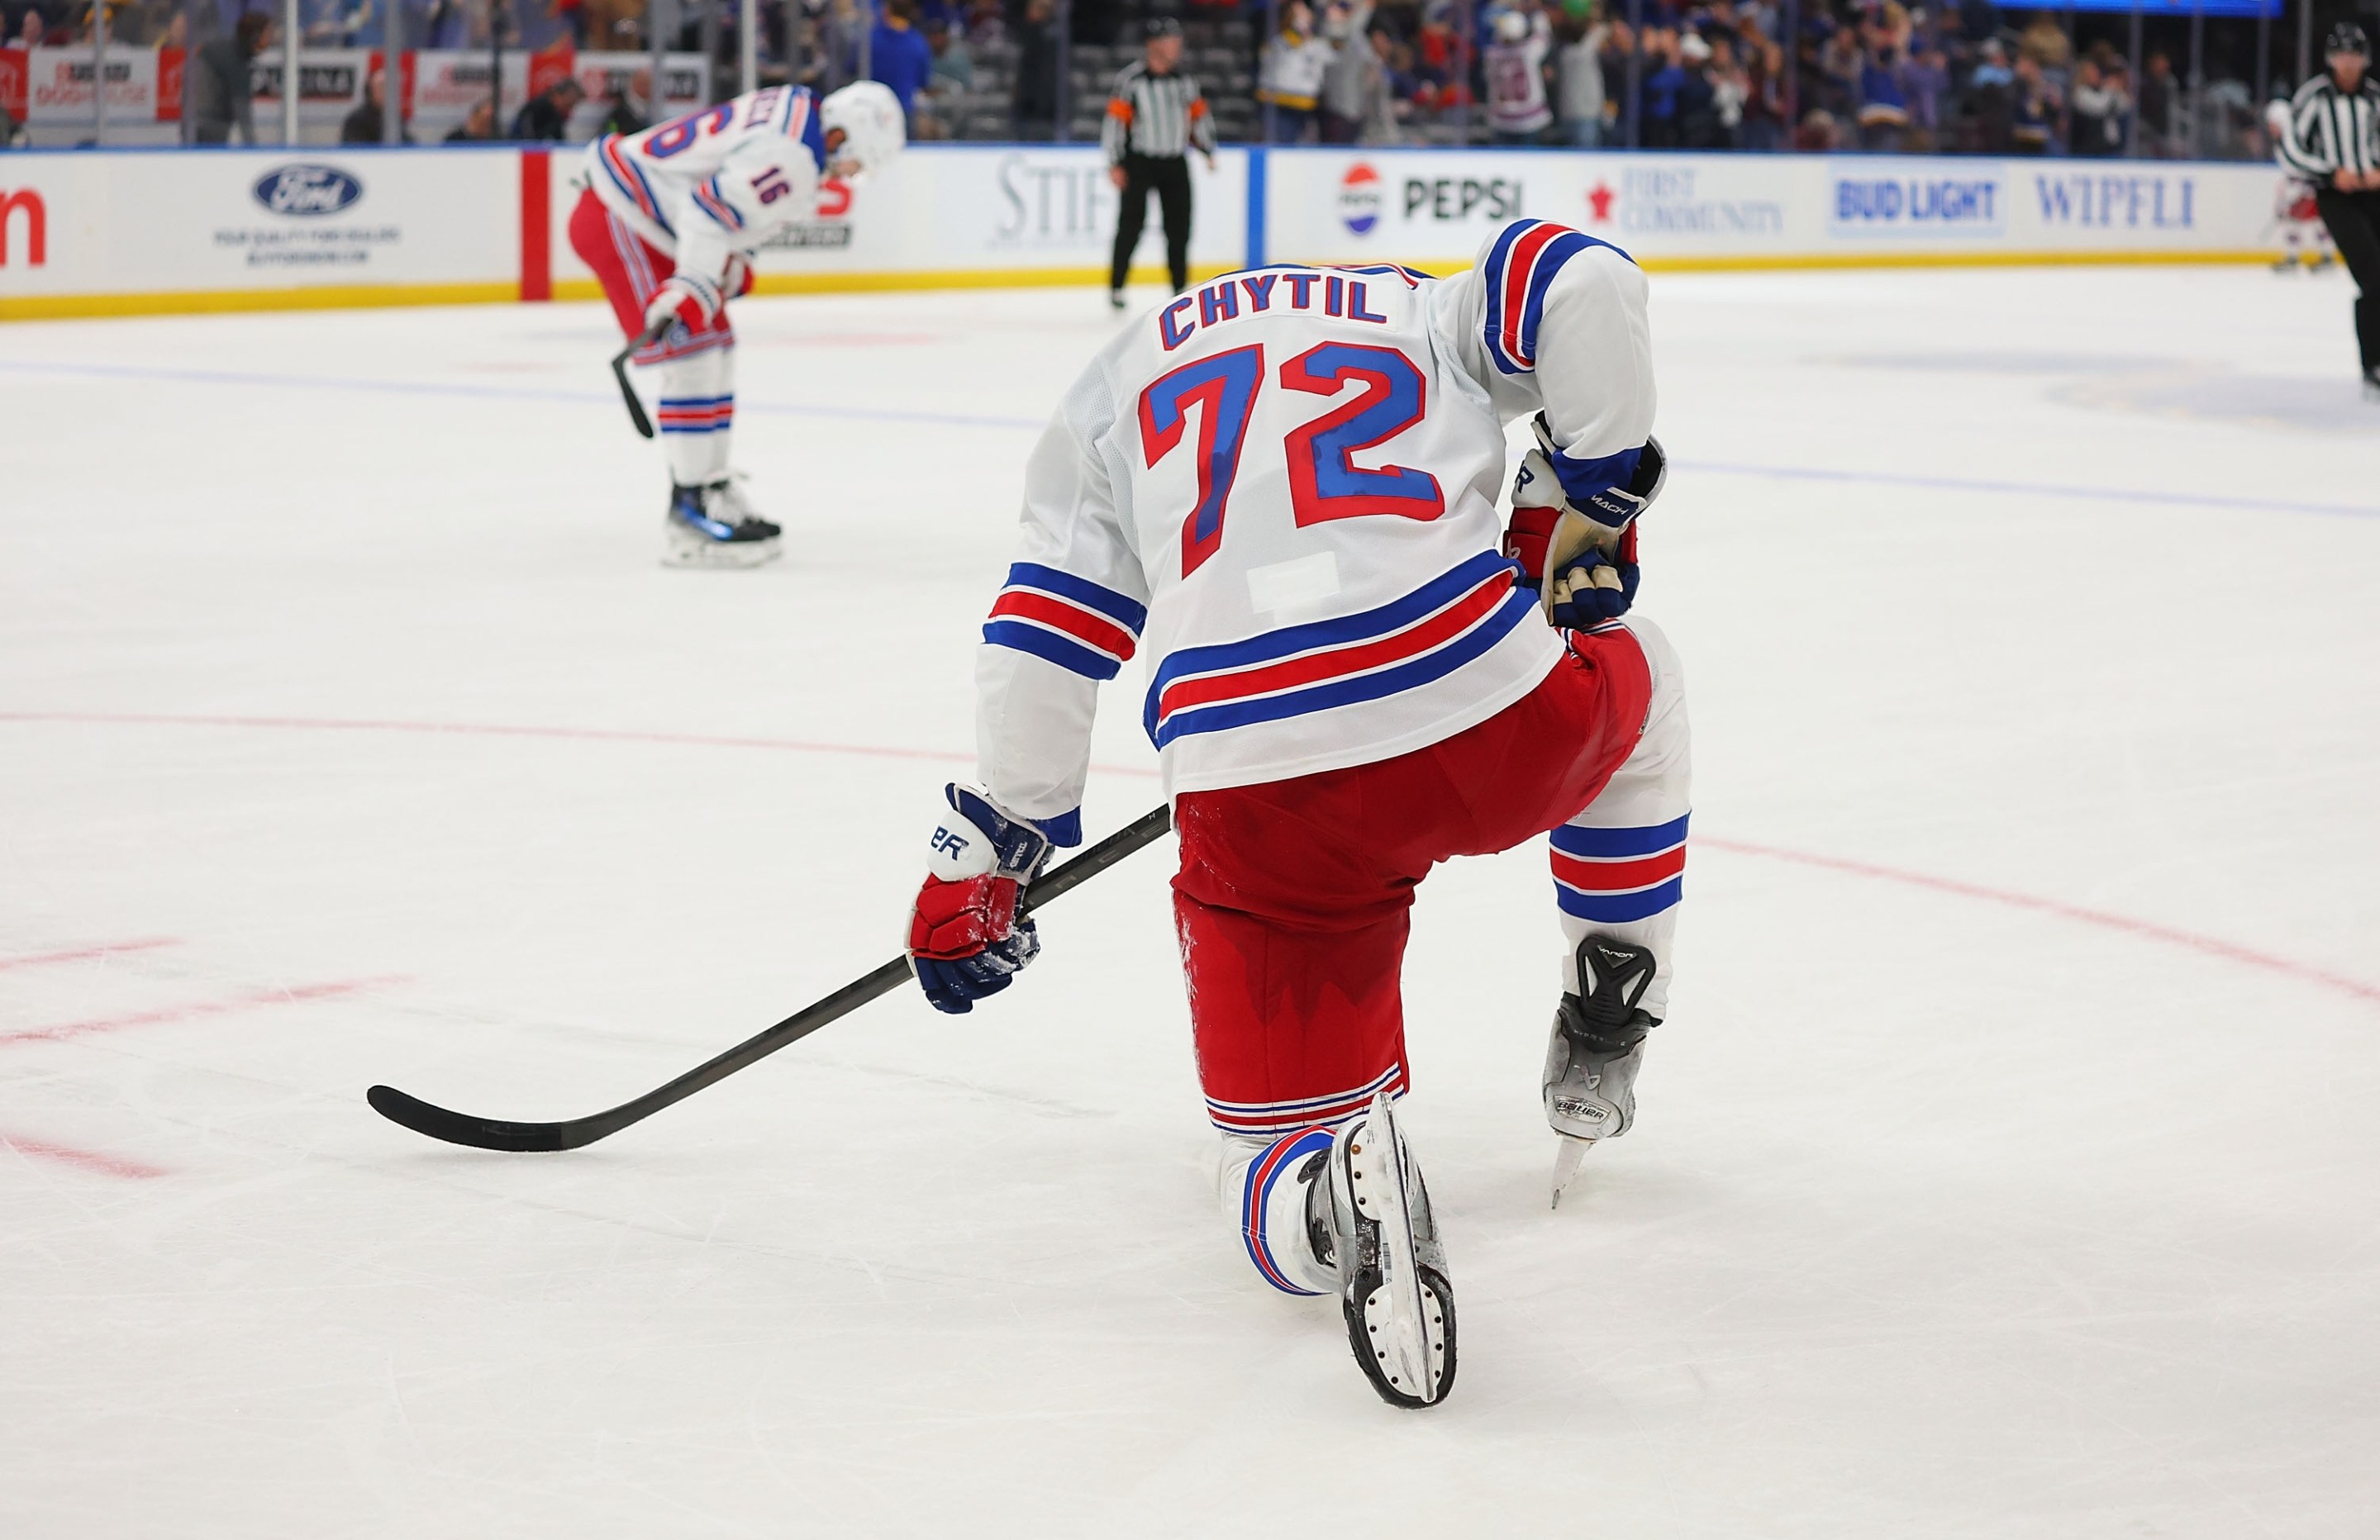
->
<box><xmin>0</xmin><ymin>1130</ymin><xmax>169</xmax><ymax>1180</ymax></box>
<box><xmin>0</xmin><ymin>976</ymin><xmax>407</xmax><ymax>1048</ymax></box>
<box><xmin>0</xmin><ymin>709</ymin><xmax>1164</xmax><ymax>779</ymax></box>
<box><xmin>1699</xmin><ymin>837</ymin><xmax>2380</xmax><ymax>1006</ymax></box>
<box><xmin>12</xmin><ymin>711</ymin><xmax>2374</xmax><ymax>1007</ymax></box>
<box><xmin>0</xmin><ymin>937</ymin><xmax>180</xmax><ymax>972</ymax></box>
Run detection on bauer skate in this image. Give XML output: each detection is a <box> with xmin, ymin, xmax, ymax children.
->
<box><xmin>662</xmin><ymin>481</ymin><xmax>782</xmax><ymax>569</ymax></box>
<box><xmin>1545</xmin><ymin>935</ymin><xmax>1659</xmax><ymax>1207</ymax></box>
<box><xmin>1310</xmin><ymin>1093</ymin><xmax>1456</xmax><ymax>1408</ymax></box>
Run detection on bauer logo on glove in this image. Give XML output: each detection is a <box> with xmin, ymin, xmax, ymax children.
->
<box><xmin>907</xmin><ymin>784</ymin><xmax>1055</xmax><ymax>1015</ymax></box>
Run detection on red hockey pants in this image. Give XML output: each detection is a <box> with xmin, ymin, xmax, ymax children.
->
<box><xmin>1173</xmin><ymin>625</ymin><xmax>1654</xmax><ymax>1135</ymax></box>
<box><xmin>565</xmin><ymin>188</ymin><xmax>740</xmax><ymax>365</ymax></box>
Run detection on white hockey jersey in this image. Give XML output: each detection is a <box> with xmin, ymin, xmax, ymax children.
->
<box><xmin>976</xmin><ymin>219</ymin><xmax>1655</xmax><ymax>843</ymax></box>
<box><xmin>582</xmin><ymin>84</ymin><xmax>829</xmax><ymax>317</ymax></box>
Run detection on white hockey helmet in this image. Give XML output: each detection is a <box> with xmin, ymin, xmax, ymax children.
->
<box><xmin>1493</xmin><ymin>8</ymin><xmax>1528</xmax><ymax>42</ymax></box>
<box><xmin>821</xmin><ymin>81</ymin><xmax>907</xmax><ymax>178</ymax></box>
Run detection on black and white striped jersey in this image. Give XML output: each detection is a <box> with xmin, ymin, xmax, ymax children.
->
<box><xmin>2277</xmin><ymin>73</ymin><xmax>2380</xmax><ymax>183</ymax></box>
<box><xmin>1100</xmin><ymin>63</ymin><xmax>1217</xmax><ymax>163</ymax></box>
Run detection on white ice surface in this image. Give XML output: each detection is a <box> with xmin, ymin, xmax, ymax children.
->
<box><xmin>2</xmin><ymin>266</ymin><xmax>2378</xmax><ymax>1538</ymax></box>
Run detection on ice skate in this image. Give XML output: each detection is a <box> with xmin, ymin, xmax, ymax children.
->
<box><xmin>1318</xmin><ymin>1093</ymin><xmax>1456</xmax><ymax>1409</ymax></box>
<box><xmin>662</xmin><ymin>482</ymin><xmax>782</xmax><ymax>569</ymax></box>
<box><xmin>2363</xmin><ymin>368</ymin><xmax>2380</xmax><ymax>403</ymax></box>
<box><xmin>1545</xmin><ymin>935</ymin><xmax>1659</xmax><ymax>1208</ymax></box>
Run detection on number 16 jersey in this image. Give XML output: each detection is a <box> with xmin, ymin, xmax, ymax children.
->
<box><xmin>977</xmin><ymin>220</ymin><xmax>1657</xmax><ymax>834</ymax></box>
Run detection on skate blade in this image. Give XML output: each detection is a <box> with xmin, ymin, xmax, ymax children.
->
<box><xmin>661</xmin><ymin>535</ymin><xmax>783</xmax><ymax>570</ymax></box>
<box><xmin>1550</xmin><ymin>1134</ymin><xmax>1595</xmax><ymax>1210</ymax></box>
<box><xmin>1349</xmin><ymin>1092</ymin><xmax>1446</xmax><ymax>1405</ymax></box>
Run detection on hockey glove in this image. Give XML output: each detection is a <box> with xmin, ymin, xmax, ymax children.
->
<box><xmin>643</xmin><ymin>275</ymin><xmax>718</xmax><ymax>335</ymax></box>
<box><xmin>907</xmin><ymin>784</ymin><xmax>1054</xmax><ymax>1015</ymax></box>
<box><xmin>1530</xmin><ymin>415</ymin><xmax>1668</xmax><ymax>531</ymax></box>
<box><xmin>1547</xmin><ymin>522</ymin><xmax>1640</xmax><ymax>629</ymax></box>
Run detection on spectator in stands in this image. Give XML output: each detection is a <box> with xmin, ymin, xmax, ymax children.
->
<box><xmin>1856</xmin><ymin>41</ymin><xmax>1909</xmax><ymax>150</ymax></box>
<box><xmin>1323</xmin><ymin>7</ymin><xmax>1399</xmax><ymax>144</ymax></box>
<box><xmin>870</xmin><ymin>0</ymin><xmax>935</xmax><ymax>125</ymax></box>
<box><xmin>1259</xmin><ymin>0</ymin><xmax>1338</xmax><ymax>141</ymax></box>
<box><xmin>443</xmin><ymin>97</ymin><xmax>496</xmax><ymax>141</ymax></box>
<box><xmin>1597</xmin><ymin>18</ymin><xmax>1631</xmax><ymax>131</ymax></box>
<box><xmin>1701</xmin><ymin>35</ymin><xmax>1747</xmax><ymax>146</ymax></box>
<box><xmin>1639</xmin><ymin>28</ymin><xmax>1683</xmax><ymax>145</ymax></box>
<box><xmin>1482</xmin><ymin>6</ymin><xmax>1553</xmax><ymax>144</ymax></box>
<box><xmin>928</xmin><ymin>17</ymin><xmax>973</xmax><ymax>92</ymax></box>
<box><xmin>2138</xmin><ymin>50</ymin><xmax>2178</xmax><ymax>156</ymax></box>
<box><xmin>510</xmin><ymin>76</ymin><xmax>583</xmax><ymax>139</ymax></box>
<box><xmin>7</xmin><ymin>8</ymin><xmax>44</xmax><ymax>47</ymax></box>
<box><xmin>1792</xmin><ymin>105</ymin><xmax>1840</xmax><ymax>149</ymax></box>
<box><xmin>340</xmin><ymin>65</ymin><xmax>415</xmax><ymax>141</ymax></box>
<box><xmin>1010</xmin><ymin>0</ymin><xmax>1059</xmax><ymax>139</ymax></box>
<box><xmin>1319</xmin><ymin>0</ymin><xmax>1376</xmax><ymax>143</ymax></box>
<box><xmin>1816</xmin><ymin>20</ymin><xmax>1863</xmax><ymax>119</ymax></box>
<box><xmin>1740</xmin><ymin>31</ymin><xmax>1786</xmax><ymax>149</ymax></box>
<box><xmin>550</xmin><ymin>0</ymin><xmax>585</xmax><ymax>46</ymax></box>
<box><xmin>2016</xmin><ymin>9</ymin><xmax>2068</xmax><ymax>72</ymax></box>
<box><xmin>2009</xmin><ymin>51</ymin><xmax>2056</xmax><ymax>153</ymax></box>
<box><xmin>593</xmin><ymin>69</ymin><xmax>650</xmax><ymax>136</ymax></box>
<box><xmin>2068</xmin><ymin>55</ymin><xmax>2126</xmax><ymax>156</ymax></box>
<box><xmin>1411</xmin><ymin>4</ymin><xmax>1464</xmax><ymax>116</ymax></box>
<box><xmin>1900</xmin><ymin>38</ymin><xmax>1946</xmax><ymax>151</ymax></box>
<box><xmin>1554</xmin><ymin>10</ymin><xmax>1606</xmax><ymax>146</ymax></box>
<box><xmin>190</xmin><ymin>10</ymin><xmax>268</xmax><ymax>145</ymax></box>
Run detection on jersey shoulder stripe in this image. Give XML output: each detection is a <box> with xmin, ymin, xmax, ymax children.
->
<box><xmin>1144</xmin><ymin>551</ymin><xmax>1536</xmax><ymax>747</ymax></box>
<box><xmin>598</xmin><ymin>135</ymin><xmax>672</xmax><ymax>235</ymax></box>
<box><xmin>1483</xmin><ymin>219</ymin><xmax>1630</xmax><ymax>375</ymax></box>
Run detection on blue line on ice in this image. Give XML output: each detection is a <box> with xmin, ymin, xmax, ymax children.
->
<box><xmin>4</xmin><ymin>358</ymin><xmax>2374</xmax><ymax>521</ymax></box>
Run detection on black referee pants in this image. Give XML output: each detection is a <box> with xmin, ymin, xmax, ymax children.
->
<box><xmin>2313</xmin><ymin>187</ymin><xmax>2380</xmax><ymax>372</ymax></box>
<box><xmin>1111</xmin><ymin>153</ymin><xmax>1192</xmax><ymax>294</ymax></box>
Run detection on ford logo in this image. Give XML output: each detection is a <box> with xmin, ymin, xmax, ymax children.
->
<box><xmin>253</xmin><ymin>164</ymin><xmax>363</xmax><ymax>216</ymax></box>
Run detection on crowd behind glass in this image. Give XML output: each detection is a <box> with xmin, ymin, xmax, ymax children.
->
<box><xmin>0</xmin><ymin>0</ymin><xmax>2324</xmax><ymax>158</ymax></box>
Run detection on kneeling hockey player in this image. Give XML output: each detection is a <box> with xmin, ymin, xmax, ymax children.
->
<box><xmin>906</xmin><ymin>225</ymin><xmax>1686</xmax><ymax>1407</ymax></box>
<box><xmin>569</xmin><ymin>81</ymin><xmax>906</xmax><ymax>566</ymax></box>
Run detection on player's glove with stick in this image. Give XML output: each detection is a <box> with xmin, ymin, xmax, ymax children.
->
<box><xmin>907</xmin><ymin>784</ymin><xmax>1054</xmax><ymax>1015</ymax></box>
<box><xmin>642</xmin><ymin>274</ymin><xmax>721</xmax><ymax>335</ymax></box>
<box><xmin>1503</xmin><ymin>417</ymin><xmax>1663</xmax><ymax>627</ymax></box>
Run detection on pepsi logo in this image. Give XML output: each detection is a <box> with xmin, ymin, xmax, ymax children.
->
<box><xmin>252</xmin><ymin>164</ymin><xmax>364</xmax><ymax>217</ymax></box>
<box><xmin>1339</xmin><ymin>162</ymin><xmax>1382</xmax><ymax>236</ymax></box>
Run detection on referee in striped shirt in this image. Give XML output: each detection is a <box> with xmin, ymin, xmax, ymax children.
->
<box><xmin>1104</xmin><ymin>18</ymin><xmax>1218</xmax><ymax>310</ymax></box>
<box><xmin>2278</xmin><ymin>22</ymin><xmax>2380</xmax><ymax>396</ymax></box>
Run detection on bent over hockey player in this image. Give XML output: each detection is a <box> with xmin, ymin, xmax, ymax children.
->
<box><xmin>569</xmin><ymin>81</ymin><xmax>905</xmax><ymax>566</ymax></box>
<box><xmin>904</xmin><ymin>223</ymin><xmax>1687</xmax><ymax>1408</ymax></box>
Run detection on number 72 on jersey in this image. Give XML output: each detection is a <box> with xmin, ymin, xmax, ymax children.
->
<box><xmin>1139</xmin><ymin>342</ymin><xmax>1446</xmax><ymax>577</ymax></box>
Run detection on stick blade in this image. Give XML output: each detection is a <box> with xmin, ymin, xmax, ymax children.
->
<box><xmin>367</xmin><ymin>1084</ymin><xmax>591</xmax><ymax>1153</ymax></box>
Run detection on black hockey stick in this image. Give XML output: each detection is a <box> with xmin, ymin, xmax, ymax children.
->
<box><xmin>368</xmin><ymin>804</ymin><xmax>1173</xmax><ymax>1153</ymax></box>
<box><xmin>609</xmin><ymin>319</ymin><xmax>669</xmax><ymax>439</ymax></box>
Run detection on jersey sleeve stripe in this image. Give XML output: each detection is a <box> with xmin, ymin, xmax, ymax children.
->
<box><xmin>983</xmin><ymin>619</ymin><xmax>1126</xmax><ymax>681</ymax></box>
<box><xmin>1002</xmin><ymin>563</ymin><xmax>1149</xmax><ymax>632</ymax></box>
<box><xmin>988</xmin><ymin>591</ymin><xmax>1140</xmax><ymax>663</ymax></box>
<box><xmin>1144</xmin><ymin>553</ymin><xmax>1537</xmax><ymax>747</ymax></box>
<box><xmin>1550</xmin><ymin>813</ymin><xmax>1690</xmax><ymax>859</ymax></box>
<box><xmin>693</xmin><ymin>177</ymin><xmax>745</xmax><ymax>231</ymax></box>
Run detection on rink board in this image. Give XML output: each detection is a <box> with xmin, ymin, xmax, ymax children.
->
<box><xmin>0</xmin><ymin>144</ymin><xmax>2287</xmax><ymax>321</ymax></box>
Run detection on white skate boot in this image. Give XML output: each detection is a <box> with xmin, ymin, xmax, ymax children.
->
<box><xmin>1545</xmin><ymin>935</ymin><xmax>1659</xmax><ymax>1207</ymax></box>
<box><xmin>1317</xmin><ymin>1093</ymin><xmax>1456</xmax><ymax>1408</ymax></box>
